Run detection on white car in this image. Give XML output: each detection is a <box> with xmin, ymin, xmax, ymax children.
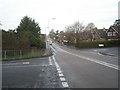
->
<box><xmin>49</xmin><ymin>41</ymin><xmax>52</xmax><ymax>45</ymax></box>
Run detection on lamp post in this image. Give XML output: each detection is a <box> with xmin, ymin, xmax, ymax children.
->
<box><xmin>47</xmin><ymin>18</ymin><xmax>56</xmax><ymax>35</ymax></box>
<box><xmin>45</xmin><ymin>18</ymin><xmax>56</xmax><ymax>49</ymax></box>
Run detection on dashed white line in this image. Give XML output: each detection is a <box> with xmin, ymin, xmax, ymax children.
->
<box><xmin>59</xmin><ymin>73</ymin><xmax>64</xmax><ymax>77</ymax></box>
<box><xmin>58</xmin><ymin>70</ymin><xmax>62</xmax><ymax>74</ymax></box>
<box><xmin>52</xmin><ymin>55</ymin><xmax>69</xmax><ymax>88</ymax></box>
<box><xmin>61</xmin><ymin>82</ymin><xmax>69</xmax><ymax>88</ymax></box>
<box><xmin>49</xmin><ymin>57</ymin><xmax>53</xmax><ymax>65</ymax></box>
<box><xmin>57</xmin><ymin>68</ymin><xmax>61</xmax><ymax>71</ymax></box>
<box><xmin>60</xmin><ymin>77</ymin><xmax>66</xmax><ymax>81</ymax></box>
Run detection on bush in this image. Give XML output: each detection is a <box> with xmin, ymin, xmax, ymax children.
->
<box><xmin>76</xmin><ymin>40</ymin><xmax>120</xmax><ymax>48</ymax></box>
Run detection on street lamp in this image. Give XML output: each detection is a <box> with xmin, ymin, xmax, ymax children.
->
<box><xmin>47</xmin><ymin>18</ymin><xmax>56</xmax><ymax>35</ymax></box>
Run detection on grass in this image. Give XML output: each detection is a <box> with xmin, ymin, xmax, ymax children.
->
<box><xmin>2</xmin><ymin>50</ymin><xmax>45</xmax><ymax>60</ymax></box>
<box><xmin>22</xmin><ymin>50</ymin><xmax>44</xmax><ymax>58</ymax></box>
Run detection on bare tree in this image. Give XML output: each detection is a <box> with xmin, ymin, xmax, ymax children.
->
<box><xmin>64</xmin><ymin>21</ymin><xmax>85</xmax><ymax>45</ymax></box>
<box><xmin>85</xmin><ymin>23</ymin><xmax>95</xmax><ymax>31</ymax></box>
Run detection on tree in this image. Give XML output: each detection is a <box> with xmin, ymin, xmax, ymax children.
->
<box><xmin>85</xmin><ymin>23</ymin><xmax>95</xmax><ymax>31</ymax></box>
<box><xmin>2</xmin><ymin>29</ymin><xmax>19</xmax><ymax>50</ymax></box>
<box><xmin>16</xmin><ymin>16</ymin><xmax>43</xmax><ymax>50</ymax></box>
<box><xmin>49</xmin><ymin>29</ymin><xmax>55</xmax><ymax>39</ymax></box>
<box><xmin>73</xmin><ymin>21</ymin><xmax>85</xmax><ymax>44</ymax></box>
<box><xmin>17</xmin><ymin>16</ymin><xmax>41</xmax><ymax>34</ymax></box>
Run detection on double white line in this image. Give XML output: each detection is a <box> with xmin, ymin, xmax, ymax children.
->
<box><xmin>56</xmin><ymin>46</ymin><xmax>119</xmax><ymax>70</ymax></box>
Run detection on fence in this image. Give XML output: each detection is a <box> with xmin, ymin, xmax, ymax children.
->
<box><xmin>2</xmin><ymin>50</ymin><xmax>45</xmax><ymax>60</ymax></box>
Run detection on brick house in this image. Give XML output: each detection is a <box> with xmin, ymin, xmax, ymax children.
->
<box><xmin>106</xmin><ymin>19</ymin><xmax>120</xmax><ymax>40</ymax></box>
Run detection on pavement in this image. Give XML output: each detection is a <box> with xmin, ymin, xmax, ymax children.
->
<box><xmin>82</xmin><ymin>47</ymin><xmax>119</xmax><ymax>57</ymax></box>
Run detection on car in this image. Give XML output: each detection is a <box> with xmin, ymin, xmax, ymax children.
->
<box><xmin>49</xmin><ymin>41</ymin><xmax>52</xmax><ymax>45</ymax></box>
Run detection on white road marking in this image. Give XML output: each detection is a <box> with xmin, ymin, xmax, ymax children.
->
<box><xmin>23</xmin><ymin>62</ymin><xmax>30</xmax><ymax>64</ymax></box>
<box><xmin>50</xmin><ymin>46</ymin><xmax>57</xmax><ymax>53</ymax></box>
<box><xmin>53</xmin><ymin>52</ymin><xmax>56</xmax><ymax>56</ymax></box>
<box><xmin>2</xmin><ymin>64</ymin><xmax>48</xmax><ymax>68</ymax></box>
<box><xmin>56</xmin><ymin>46</ymin><xmax>119</xmax><ymax>70</ymax></box>
<box><xmin>59</xmin><ymin>73</ymin><xmax>64</xmax><ymax>77</ymax></box>
<box><xmin>57</xmin><ymin>68</ymin><xmax>61</xmax><ymax>71</ymax></box>
<box><xmin>3</xmin><ymin>62</ymin><xmax>30</xmax><ymax>65</ymax></box>
<box><xmin>62</xmin><ymin>82</ymin><xmax>69</xmax><ymax>88</ymax></box>
<box><xmin>60</xmin><ymin>77</ymin><xmax>66</xmax><ymax>81</ymax></box>
<box><xmin>52</xmin><ymin>55</ymin><xmax>69</xmax><ymax>88</ymax></box>
<box><xmin>49</xmin><ymin>57</ymin><xmax>53</xmax><ymax>65</ymax></box>
<box><xmin>58</xmin><ymin>70</ymin><xmax>62</xmax><ymax>74</ymax></box>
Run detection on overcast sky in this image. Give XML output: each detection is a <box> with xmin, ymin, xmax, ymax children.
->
<box><xmin>0</xmin><ymin>0</ymin><xmax>119</xmax><ymax>34</ymax></box>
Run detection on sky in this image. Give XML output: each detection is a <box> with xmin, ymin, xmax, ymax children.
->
<box><xmin>0</xmin><ymin>0</ymin><xmax>119</xmax><ymax>34</ymax></box>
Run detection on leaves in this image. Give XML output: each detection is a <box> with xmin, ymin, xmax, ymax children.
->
<box><xmin>2</xmin><ymin>16</ymin><xmax>45</xmax><ymax>50</ymax></box>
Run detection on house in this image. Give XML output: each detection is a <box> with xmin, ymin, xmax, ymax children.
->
<box><xmin>84</xmin><ymin>28</ymin><xmax>107</xmax><ymax>41</ymax></box>
<box><xmin>95</xmin><ymin>29</ymin><xmax>107</xmax><ymax>40</ymax></box>
<box><xmin>106</xmin><ymin>19</ymin><xmax>120</xmax><ymax>40</ymax></box>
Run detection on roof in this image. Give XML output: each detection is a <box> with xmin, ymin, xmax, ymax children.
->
<box><xmin>107</xmin><ymin>25</ymin><xmax>120</xmax><ymax>35</ymax></box>
<box><xmin>96</xmin><ymin>29</ymin><xmax>107</xmax><ymax>38</ymax></box>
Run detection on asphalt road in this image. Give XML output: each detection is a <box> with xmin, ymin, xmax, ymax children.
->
<box><xmin>2</xmin><ymin>57</ymin><xmax>64</xmax><ymax>88</ymax></box>
<box><xmin>2</xmin><ymin>41</ymin><xmax>119</xmax><ymax>89</ymax></box>
<box><xmin>50</xmin><ymin>42</ymin><xmax>119</xmax><ymax>88</ymax></box>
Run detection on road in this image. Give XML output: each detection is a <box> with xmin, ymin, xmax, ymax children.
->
<box><xmin>2</xmin><ymin>41</ymin><xmax>119</xmax><ymax>89</ymax></box>
<box><xmin>50</xmin><ymin>42</ymin><xmax>119</xmax><ymax>88</ymax></box>
<box><xmin>2</xmin><ymin>57</ymin><xmax>64</xmax><ymax>88</ymax></box>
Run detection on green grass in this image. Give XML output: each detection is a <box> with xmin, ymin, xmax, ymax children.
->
<box><xmin>2</xmin><ymin>50</ymin><xmax>45</xmax><ymax>59</ymax></box>
<box><xmin>22</xmin><ymin>50</ymin><xmax>44</xmax><ymax>58</ymax></box>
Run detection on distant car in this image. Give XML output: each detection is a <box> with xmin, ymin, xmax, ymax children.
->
<box><xmin>49</xmin><ymin>41</ymin><xmax>52</xmax><ymax>45</ymax></box>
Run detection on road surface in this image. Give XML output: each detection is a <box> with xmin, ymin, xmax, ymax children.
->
<box><xmin>50</xmin><ymin>42</ymin><xmax>119</xmax><ymax>88</ymax></box>
<box><xmin>2</xmin><ymin>41</ymin><xmax>119</xmax><ymax>89</ymax></box>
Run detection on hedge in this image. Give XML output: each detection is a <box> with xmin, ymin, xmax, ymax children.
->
<box><xmin>75</xmin><ymin>40</ymin><xmax>120</xmax><ymax>48</ymax></box>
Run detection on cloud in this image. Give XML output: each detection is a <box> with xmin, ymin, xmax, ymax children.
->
<box><xmin>0</xmin><ymin>0</ymin><xmax>119</xmax><ymax>33</ymax></box>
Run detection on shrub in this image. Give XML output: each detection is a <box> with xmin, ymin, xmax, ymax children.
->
<box><xmin>76</xmin><ymin>40</ymin><xmax>120</xmax><ymax>48</ymax></box>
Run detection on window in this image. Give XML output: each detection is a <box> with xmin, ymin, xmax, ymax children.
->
<box><xmin>113</xmin><ymin>32</ymin><xmax>116</xmax><ymax>36</ymax></box>
<box><xmin>108</xmin><ymin>32</ymin><xmax>112</xmax><ymax>36</ymax></box>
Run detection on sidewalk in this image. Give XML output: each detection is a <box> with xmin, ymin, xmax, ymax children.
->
<box><xmin>98</xmin><ymin>47</ymin><xmax>119</xmax><ymax>57</ymax></box>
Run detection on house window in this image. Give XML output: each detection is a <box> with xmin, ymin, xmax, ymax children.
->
<box><xmin>113</xmin><ymin>32</ymin><xmax>116</xmax><ymax>36</ymax></box>
<box><xmin>108</xmin><ymin>32</ymin><xmax>112</xmax><ymax>36</ymax></box>
<box><xmin>109</xmin><ymin>29</ymin><xmax>113</xmax><ymax>32</ymax></box>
